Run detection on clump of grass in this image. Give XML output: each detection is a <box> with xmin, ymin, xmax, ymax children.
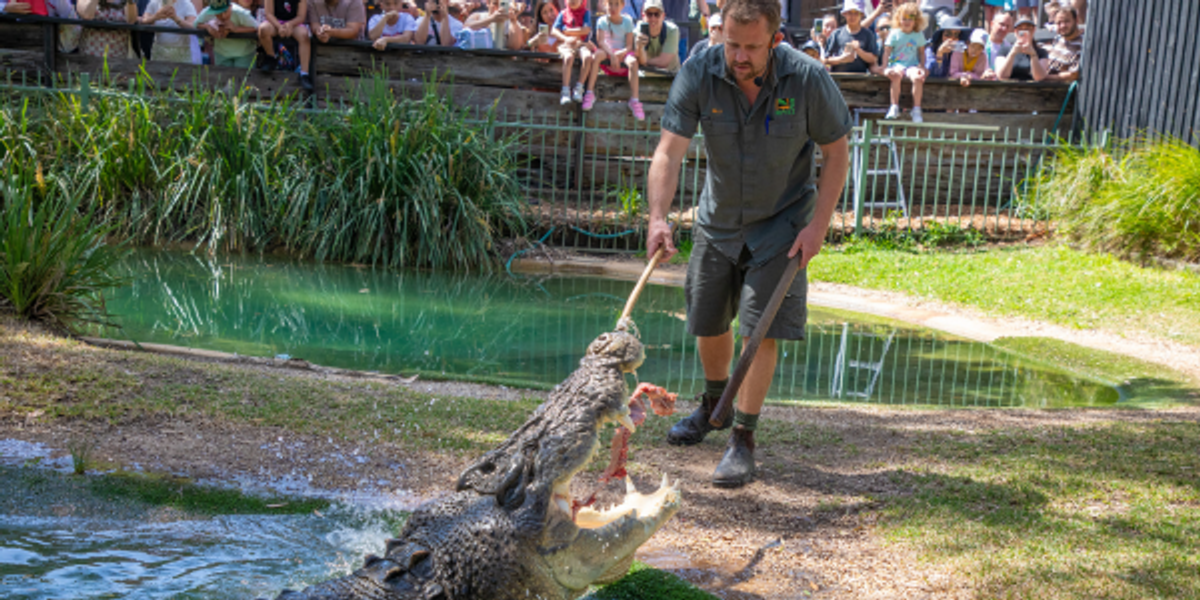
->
<box><xmin>67</xmin><ymin>437</ymin><xmax>96</xmax><ymax>475</ymax></box>
<box><xmin>1025</xmin><ymin>136</ymin><xmax>1200</xmax><ymax>262</ymax></box>
<box><xmin>0</xmin><ymin>164</ymin><xmax>129</xmax><ymax>333</ymax></box>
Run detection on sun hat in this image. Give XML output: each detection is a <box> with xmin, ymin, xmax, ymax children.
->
<box><xmin>969</xmin><ymin>29</ymin><xmax>988</xmax><ymax>45</ymax></box>
<box><xmin>936</xmin><ymin>15</ymin><xmax>970</xmax><ymax>31</ymax></box>
<box><xmin>209</xmin><ymin>0</ymin><xmax>230</xmax><ymax>13</ymax></box>
<box><xmin>840</xmin><ymin>0</ymin><xmax>866</xmax><ymax>15</ymax></box>
<box><xmin>643</xmin><ymin>0</ymin><xmax>664</xmax><ymax>12</ymax></box>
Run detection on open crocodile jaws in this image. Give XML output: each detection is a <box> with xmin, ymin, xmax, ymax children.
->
<box><xmin>268</xmin><ymin>328</ymin><xmax>681</xmax><ymax>600</ymax></box>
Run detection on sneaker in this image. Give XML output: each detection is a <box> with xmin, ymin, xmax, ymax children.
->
<box><xmin>884</xmin><ymin>104</ymin><xmax>901</xmax><ymax>120</ymax></box>
<box><xmin>628</xmin><ymin>98</ymin><xmax>645</xmax><ymax>121</ymax></box>
<box><xmin>560</xmin><ymin>87</ymin><xmax>572</xmax><ymax>106</ymax></box>
<box><xmin>581</xmin><ymin>91</ymin><xmax>595</xmax><ymax>111</ymax></box>
<box><xmin>572</xmin><ymin>83</ymin><xmax>584</xmax><ymax>103</ymax></box>
<box><xmin>911</xmin><ymin>106</ymin><xmax>924</xmax><ymax>123</ymax></box>
<box><xmin>299</xmin><ymin>72</ymin><xmax>314</xmax><ymax>93</ymax></box>
<box><xmin>257</xmin><ymin>53</ymin><xmax>277</xmax><ymax>72</ymax></box>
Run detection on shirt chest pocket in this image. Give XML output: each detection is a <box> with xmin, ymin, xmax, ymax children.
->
<box><xmin>700</xmin><ymin>118</ymin><xmax>739</xmax><ymax>139</ymax></box>
<box><xmin>761</xmin><ymin>117</ymin><xmax>811</xmax><ymax>172</ymax></box>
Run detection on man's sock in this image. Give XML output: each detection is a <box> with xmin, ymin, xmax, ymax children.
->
<box><xmin>704</xmin><ymin>378</ymin><xmax>728</xmax><ymax>399</ymax></box>
<box><xmin>733</xmin><ymin>410</ymin><xmax>759</xmax><ymax>431</ymax></box>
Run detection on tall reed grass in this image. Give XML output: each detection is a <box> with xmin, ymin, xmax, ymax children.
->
<box><xmin>0</xmin><ymin>163</ymin><xmax>129</xmax><ymax>333</ymax></box>
<box><xmin>1</xmin><ymin>72</ymin><xmax>527</xmax><ymax>271</ymax></box>
<box><xmin>1026</xmin><ymin>136</ymin><xmax>1200</xmax><ymax>262</ymax></box>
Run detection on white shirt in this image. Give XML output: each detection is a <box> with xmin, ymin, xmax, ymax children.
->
<box><xmin>144</xmin><ymin>0</ymin><xmax>200</xmax><ymax>51</ymax></box>
<box><xmin>368</xmin><ymin>11</ymin><xmax>417</xmax><ymax>37</ymax></box>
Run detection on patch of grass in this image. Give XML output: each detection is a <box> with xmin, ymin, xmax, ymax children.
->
<box><xmin>587</xmin><ymin>561</ymin><xmax>716</xmax><ymax>600</ymax></box>
<box><xmin>810</xmin><ymin>242</ymin><xmax>1200</xmax><ymax>351</ymax></box>
<box><xmin>880</xmin><ymin>420</ymin><xmax>1200</xmax><ymax>599</ymax></box>
<box><xmin>88</xmin><ymin>470</ymin><xmax>330</xmax><ymax>515</ymax></box>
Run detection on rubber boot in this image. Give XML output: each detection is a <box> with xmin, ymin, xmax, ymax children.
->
<box><xmin>666</xmin><ymin>391</ymin><xmax>733</xmax><ymax>446</ymax></box>
<box><xmin>712</xmin><ymin>425</ymin><xmax>756</xmax><ymax>488</ymax></box>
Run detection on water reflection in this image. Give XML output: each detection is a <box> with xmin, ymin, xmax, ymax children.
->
<box><xmin>96</xmin><ymin>250</ymin><xmax>1118</xmax><ymax>408</ymax></box>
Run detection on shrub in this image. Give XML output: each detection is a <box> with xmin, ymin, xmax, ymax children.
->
<box><xmin>1027</xmin><ymin>136</ymin><xmax>1200</xmax><ymax>262</ymax></box>
<box><xmin>0</xmin><ymin>166</ymin><xmax>129</xmax><ymax>333</ymax></box>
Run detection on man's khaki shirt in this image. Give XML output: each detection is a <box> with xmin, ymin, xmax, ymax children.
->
<box><xmin>661</xmin><ymin>44</ymin><xmax>853</xmax><ymax>264</ymax></box>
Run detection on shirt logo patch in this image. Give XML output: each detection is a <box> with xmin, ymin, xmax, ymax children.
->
<box><xmin>711</xmin><ymin>108</ymin><xmax>723</xmax><ymax>114</ymax></box>
<box><xmin>775</xmin><ymin>98</ymin><xmax>795</xmax><ymax>115</ymax></box>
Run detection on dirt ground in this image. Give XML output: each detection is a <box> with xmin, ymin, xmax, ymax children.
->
<box><xmin>4</xmin><ymin>271</ymin><xmax>1200</xmax><ymax>600</ymax></box>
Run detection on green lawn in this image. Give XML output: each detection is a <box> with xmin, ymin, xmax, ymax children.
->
<box><xmin>809</xmin><ymin>242</ymin><xmax>1200</xmax><ymax>349</ymax></box>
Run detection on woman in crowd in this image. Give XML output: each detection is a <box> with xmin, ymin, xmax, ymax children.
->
<box><xmin>525</xmin><ymin>0</ymin><xmax>558</xmax><ymax>52</ymax></box>
<box><xmin>77</xmin><ymin>0</ymin><xmax>139</xmax><ymax>58</ymax></box>
<box><xmin>923</xmin><ymin>15</ymin><xmax>969</xmax><ymax>78</ymax></box>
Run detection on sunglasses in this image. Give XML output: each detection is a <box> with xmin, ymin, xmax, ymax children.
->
<box><xmin>644</xmin><ymin>10</ymin><xmax>662</xmax><ymax>16</ymax></box>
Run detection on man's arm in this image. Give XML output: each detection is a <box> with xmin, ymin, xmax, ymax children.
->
<box><xmin>645</xmin><ymin>129</ymin><xmax>691</xmax><ymax>261</ymax></box>
<box><xmin>788</xmin><ymin>134</ymin><xmax>848</xmax><ymax>267</ymax></box>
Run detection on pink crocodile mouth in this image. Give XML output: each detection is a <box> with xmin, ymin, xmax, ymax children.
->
<box><xmin>552</xmin><ymin>383</ymin><xmax>679</xmax><ymax>526</ymax></box>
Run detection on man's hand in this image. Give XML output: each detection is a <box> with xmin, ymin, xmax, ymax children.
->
<box><xmin>373</xmin><ymin>36</ymin><xmax>388</xmax><ymax>49</ymax></box>
<box><xmin>4</xmin><ymin>2</ymin><xmax>33</xmax><ymax>14</ymax></box>
<box><xmin>635</xmin><ymin>32</ymin><xmax>649</xmax><ymax>48</ymax></box>
<box><xmin>385</xmin><ymin>9</ymin><xmax>399</xmax><ymax>24</ymax></box>
<box><xmin>982</xmin><ymin>68</ymin><xmax>997</xmax><ymax>80</ymax></box>
<box><xmin>788</xmin><ymin>221</ymin><xmax>824</xmax><ymax>268</ymax></box>
<box><xmin>157</xmin><ymin>4</ymin><xmax>177</xmax><ymax>21</ymax></box>
<box><xmin>207</xmin><ymin>20</ymin><xmax>226</xmax><ymax>38</ymax></box>
<box><xmin>646</xmin><ymin>219</ymin><xmax>677</xmax><ymax>262</ymax></box>
<box><xmin>317</xmin><ymin>23</ymin><xmax>332</xmax><ymax>42</ymax></box>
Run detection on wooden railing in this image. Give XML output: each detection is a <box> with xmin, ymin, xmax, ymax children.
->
<box><xmin>1</xmin><ymin>12</ymin><xmax>1073</xmax><ymax>128</ymax></box>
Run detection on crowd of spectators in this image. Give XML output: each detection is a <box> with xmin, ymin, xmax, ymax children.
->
<box><xmin>0</xmin><ymin>0</ymin><xmax>1085</xmax><ymax>117</ymax></box>
<box><xmin>805</xmin><ymin>0</ymin><xmax>1084</xmax><ymax>122</ymax></box>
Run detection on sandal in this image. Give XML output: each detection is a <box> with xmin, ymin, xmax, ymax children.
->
<box><xmin>628</xmin><ymin>98</ymin><xmax>645</xmax><ymax>121</ymax></box>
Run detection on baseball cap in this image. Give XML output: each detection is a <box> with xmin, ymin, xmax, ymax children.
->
<box><xmin>643</xmin><ymin>0</ymin><xmax>664</xmax><ymax>12</ymax></box>
<box><xmin>1013</xmin><ymin>16</ymin><xmax>1036</xmax><ymax>28</ymax></box>
<box><xmin>209</xmin><ymin>0</ymin><xmax>230</xmax><ymax>13</ymax></box>
<box><xmin>707</xmin><ymin>12</ymin><xmax>722</xmax><ymax>28</ymax></box>
<box><xmin>969</xmin><ymin>29</ymin><xmax>988</xmax><ymax>45</ymax></box>
<box><xmin>840</xmin><ymin>0</ymin><xmax>866</xmax><ymax>14</ymax></box>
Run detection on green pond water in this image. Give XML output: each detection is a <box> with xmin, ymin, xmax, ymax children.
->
<box><xmin>94</xmin><ymin>249</ymin><xmax>1120</xmax><ymax>408</ymax></box>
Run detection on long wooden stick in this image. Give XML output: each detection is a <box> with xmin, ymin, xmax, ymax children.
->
<box><xmin>708</xmin><ymin>252</ymin><xmax>803</xmax><ymax>428</ymax></box>
<box><xmin>618</xmin><ymin>248</ymin><xmax>666</xmax><ymax>324</ymax></box>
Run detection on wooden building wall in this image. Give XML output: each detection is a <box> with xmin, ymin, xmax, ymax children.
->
<box><xmin>1077</xmin><ymin>0</ymin><xmax>1200</xmax><ymax>145</ymax></box>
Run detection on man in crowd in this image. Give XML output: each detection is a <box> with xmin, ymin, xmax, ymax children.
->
<box><xmin>645</xmin><ymin>0</ymin><xmax>851</xmax><ymax>487</ymax></box>
<box><xmin>414</xmin><ymin>0</ymin><xmax>462</xmax><ymax>45</ymax></box>
<box><xmin>1044</xmin><ymin>6</ymin><xmax>1082</xmax><ymax>81</ymax></box>
<box><xmin>982</xmin><ymin>9</ymin><xmax>1012</xmax><ymax>74</ymax></box>
<box><xmin>308</xmin><ymin>0</ymin><xmax>366</xmax><ymax>45</ymax></box>
<box><xmin>687</xmin><ymin>11</ymin><xmax>722</xmax><ymax>57</ymax></box>
<box><xmin>821</xmin><ymin>0</ymin><xmax>878</xmax><ymax>74</ymax></box>
<box><xmin>997</xmin><ymin>16</ymin><xmax>1047</xmax><ymax>81</ymax></box>
<box><xmin>634</xmin><ymin>0</ymin><xmax>681</xmax><ymax>73</ymax></box>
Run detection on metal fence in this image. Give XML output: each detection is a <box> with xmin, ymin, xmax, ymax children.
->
<box><xmin>3</xmin><ymin>70</ymin><xmax>1071</xmax><ymax>252</ymax></box>
<box><xmin>486</xmin><ymin>107</ymin><xmax>1070</xmax><ymax>251</ymax></box>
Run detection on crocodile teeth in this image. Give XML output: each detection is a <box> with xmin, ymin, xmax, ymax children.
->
<box><xmin>625</xmin><ymin>477</ymin><xmax>638</xmax><ymax>495</ymax></box>
<box><xmin>616</xmin><ymin>410</ymin><xmax>637</xmax><ymax>433</ymax></box>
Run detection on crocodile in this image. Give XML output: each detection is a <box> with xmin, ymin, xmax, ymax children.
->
<box><xmin>269</xmin><ymin>325</ymin><xmax>680</xmax><ymax>600</ymax></box>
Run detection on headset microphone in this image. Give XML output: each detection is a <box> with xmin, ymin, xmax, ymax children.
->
<box><xmin>753</xmin><ymin>75</ymin><xmax>764</xmax><ymax>87</ymax></box>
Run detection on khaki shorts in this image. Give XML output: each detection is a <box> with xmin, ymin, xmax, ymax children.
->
<box><xmin>684</xmin><ymin>232</ymin><xmax>809</xmax><ymax>341</ymax></box>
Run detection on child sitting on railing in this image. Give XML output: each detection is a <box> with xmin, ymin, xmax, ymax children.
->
<box><xmin>257</xmin><ymin>0</ymin><xmax>313</xmax><ymax>89</ymax></box>
<box><xmin>595</xmin><ymin>0</ymin><xmax>642</xmax><ymax>119</ymax></box>
<box><xmin>552</xmin><ymin>0</ymin><xmax>600</xmax><ymax>109</ymax></box>
<box><xmin>880</xmin><ymin>1</ymin><xmax>927</xmax><ymax>122</ymax></box>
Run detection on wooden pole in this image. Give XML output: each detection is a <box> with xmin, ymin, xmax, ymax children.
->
<box><xmin>708</xmin><ymin>252</ymin><xmax>802</xmax><ymax>428</ymax></box>
<box><xmin>618</xmin><ymin>248</ymin><xmax>665</xmax><ymax>324</ymax></box>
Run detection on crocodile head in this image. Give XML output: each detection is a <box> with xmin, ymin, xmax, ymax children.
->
<box><xmin>268</xmin><ymin>327</ymin><xmax>682</xmax><ymax>600</ymax></box>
